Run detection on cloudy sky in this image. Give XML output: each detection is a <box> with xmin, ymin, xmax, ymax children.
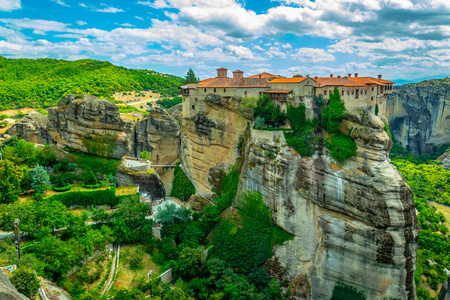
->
<box><xmin>0</xmin><ymin>0</ymin><xmax>449</xmax><ymax>83</ymax></box>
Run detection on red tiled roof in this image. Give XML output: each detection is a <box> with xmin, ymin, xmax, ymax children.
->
<box><xmin>196</xmin><ymin>77</ymin><xmax>270</xmax><ymax>88</ymax></box>
<box><xmin>180</xmin><ymin>84</ymin><xmax>198</xmax><ymax>89</ymax></box>
<box><xmin>269</xmin><ymin>77</ymin><xmax>310</xmax><ymax>84</ymax></box>
<box><xmin>315</xmin><ymin>76</ymin><xmax>395</xmax><ymax>87</ymax></box>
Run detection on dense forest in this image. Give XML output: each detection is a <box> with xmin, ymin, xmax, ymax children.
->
<box><xmin>390</xmin><ymin>142</ymin><xmax>450</xmax><ymax>299</ymax></box>
<box><xmin>0</xmin><ymin>56</ymin><xmax>183</xmax><ymax>110</ymax></box>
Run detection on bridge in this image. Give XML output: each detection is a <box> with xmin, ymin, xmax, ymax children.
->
<box><xmin>151</xmin><ymin>165</ymin><xmax>177</xmax><ymax>168</ymax></box>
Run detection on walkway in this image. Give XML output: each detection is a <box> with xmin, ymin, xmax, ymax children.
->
<box><xmin>151</xmin><ymin>165</ymin><xmax>176</xmax><ymax>168</ymax></box>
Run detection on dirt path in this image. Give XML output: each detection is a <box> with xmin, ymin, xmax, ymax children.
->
<box><xmin>101</xmin><ymin>243</ymin><xmax>120</xmax><ymax>296</ymax></box>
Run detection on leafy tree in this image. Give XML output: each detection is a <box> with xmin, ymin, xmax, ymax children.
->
<box><xmin>180</xmin><ymin>225</ymin><xmax>204</xmax><ymax>248</ymax></box>
<box><xmin>156</xmin><ymin>96</ymin><xmax>183</xmax><ymax>109</ymax></box>
<box><xmin>326</xmin><ymin>87</ymin><xmax>346</xmax><ymax>134</ymax></box>
<box><xmin>155</xmin><ymin>203</ymin><xmax>191</xmax><ymax>226</ymax></box>
<box><xmin>375</xmin><ymin>103</ymin><xmax>379</xmax><ymax>116</ymax></box>
<box><xmin>36</xmin><ymin>144</ymin><xmax>57</xmax><ymax>166</ymax></box>
<box><xmin>253</xmin><ymin>94</ymin><xmax>286</xmax><ymax>128</ymax></box>
<box><xmin>31</xmin><ymin>164</ymin><xmax>51</xmax><ymax>194</ymax></box>
<box><xmin>184</xmin><ymin>68</ymin><xmax>199</xmax><ymax>84</ymax></box>
<box><xmin>254</xmin><ymin>116</ymin><xmax>265</xmax><ymax>129</ymax></box>
<box><xmin>140</xmin><ymin>150</ymin><xmax>150</xmax><ymax>161</ymax></box>
<box><xmin>174</xmin><ymin>246</ymin><xmax>206</xmax><ymax>281</ymax></box>
<box><xmin>9</xmin><ymin>267</ymin><xmax>41</xmax><ymax>299</ymax></box>
<box><xmin>1</xmin><ymin>135</ymin><xmax>19</xmax><ymax>148</ymax></box>
<box><xmin>170</xmin><ymin>165</ymin><xmax>196</xmax><ymax>201</ymax></box>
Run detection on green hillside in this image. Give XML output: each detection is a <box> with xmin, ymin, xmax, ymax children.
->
<box><xmin>0</xmin><ymin>56</ymin><xmax>183</xmax><ymax>110</ymax></box>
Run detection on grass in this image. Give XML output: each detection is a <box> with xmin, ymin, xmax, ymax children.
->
<box><xmin>66</xmin><ymin>148</ymin><xmax>121</xmax><ymax>176</ymax></box>
<box><xmin>115</xmin><ymin>186</ymin><xmax>138</xmax><ymax>196</ymax></box>
<box><xmin>44</xmin><ymin>182</ymin><xmax>110</xmax><ymax>198</ymax></box>
<box><xmin>114</xmin><ymin>244</ymin><xmax>160</xmax><ymax>290</ymax></box>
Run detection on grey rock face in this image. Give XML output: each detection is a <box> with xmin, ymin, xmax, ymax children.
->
<box><xmin>439</xmin><ymin>275</ymin><xmax>450</xmax><ymax>300</ymax></box>
<box><xmin>0</xmin><ymin>271</ymin><xmax>29</xmax><ymax>300</ymax></box>
<box><xmin>437</xmin><ymin>151</ymin><xmax>450</xmax><ymax>170</ymax></box>
<box><xmin>238</xmin><ymin>108</ymin><xmax>418</xmax><ymax>300</ymax></box>
<box><xmin>131</xmin><ymin>106</ymin><xmax>180</xmax><ymax>164</ymax></box>
<box><xmin>385</xmin><ymin>79</ymin><xmax>450</xmax><ymax>156</ymax></box>
<box><xmin>167</xmin><ymin>103</ymin><xmax>183</xmax><ymax>122</ymax></box>
<box><xmin>5</xmin><ymin>112</ymin><xmax>53</xmax><ymax>145</ymax></box>
<box><xmin>47</xmin><ymin>95</ymin><xmax>134</xmax><ymax>159</ymax></box>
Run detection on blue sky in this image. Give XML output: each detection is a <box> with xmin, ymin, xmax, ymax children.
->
<box><xmin>0</xmin><ymin>0</ymin><xmax>449</xmax><ymax>83</ymax></box>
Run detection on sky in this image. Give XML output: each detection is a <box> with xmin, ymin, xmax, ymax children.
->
<box><xmin>0</xmin><ymin>0</ymin><xmax>449</xmax><ymax>83</ymax></box>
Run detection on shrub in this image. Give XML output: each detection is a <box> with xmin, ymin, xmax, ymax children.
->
<box><xmin>170</xmin><ymin>165</ymin><xmax>196</xmax><ymax>201</ymax></box>
<box><xmin>254</xmin><ymin>116</ymin><xmax>265</xmax><ymax>129</ymax></box>
<box><xmin>331</xmin><ymin>283</ymin><xmax>366</xmax><ymax>300</ymax></box>
<box><xmin>46</xmin><ymin>186</ymin><xmax>118</xmax><ymax>207</ymax></box>
<box><xmin>375</xmin><ymin>104</ymin><xmax>379</xmax><ymax>116</ymax></box>
<box><xmin>82</xmin><ymin>182</ymin><xmax>102</xmax><ymax>189</ymax></box>
<box><xmin>10</xmin><ymin>267</ymin><xmax>41</xmax><ymax>299</ymax></box>
<box><xmin>327</xmin><ymin>134</ymin><xmax>357</xmax><ymax>163</ymax></box>
<box><xmin>253</xmin><ymin>94</ymin><xmax>286</xmax><ymax>128</ymax></box>
<box><xmin>156</xmin><ymin>96</ymin><xmax>183</xmax><ymax>109</ymax></box>
<box><xmin>53</xmin><ymin>184</ymin><xmax>72</xmax><ymax>192</ymax></box>
<box><xmin>284</xmin><ymin>104</ymin><xmax>318</xmax><ymax>157</ymax></box>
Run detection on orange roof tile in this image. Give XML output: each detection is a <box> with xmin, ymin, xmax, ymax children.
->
<box><xmin>196</xmin><ymin>77</ymin><xmax>270</xmax><ymax>88</ymax></box>
<box><xmin>264</xmin><ymin>90</ymin><xmax>293</xmax><ymax>94</ymax></box>
<box><xmin>269</xmin><ymin>77</ymin><xmax>309</xmax><ymax>84</ymax></box>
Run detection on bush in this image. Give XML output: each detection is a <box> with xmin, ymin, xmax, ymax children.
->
<box><xmin>46</xmin><ymin>186</ymin><xmax>118</xmax><ymax>207</ymax></box>
<box><xmin>10</xmin><ymin>267</ymin><xmax>41</xmax><ymax>299</ymax></box>
<box><xmin>82</xmin><ymin>182</ymin><xmax>102</xmax><ymax>189</ymax></box>
<box><xmin>170</xmin><ymin>165</ymin><xmax>196</xmax><ymax>201</ymax></box>
<box><xmin>327</xmin><ymin>134</ymin><xmax>357</xmax><ymax>163</ymax></box>
<box><xmin>253</xmin><ymin>94</ymin><xmax>286</xmax><ymax>128</ymax></box>
<box><xmin>284</xmin><ymin>104</ymin><xmax>318</xmax><ymax>157</ymax></box>
<box><xmin>53</xmin><ymin>184</ymin><xmax>72</xmax><ymax>192</ymax></box>
<box><xmin>331</xmin><ymin>283</ymin><xmax>366</xmax><ymax>300</ymax></box>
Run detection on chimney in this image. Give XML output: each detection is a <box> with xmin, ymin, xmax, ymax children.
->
<box><xmin>337</xmin><ymin>75</ymin><xmax>341</xmax><ymax>79</ymax></box>
<box><xmin>233</xmin><ymin>70</ymin><xmax>244</xmax><ymax>79</ymax></box>
<box><xmin>293</xmin><ymin>74</ymin><xmax>302</xmax><ymax>78</ymax></box>
<box><xmin>378</xmin><ymin>74</ymin><xmax>382</xmax><ymax>81</ymax></box>
<box><xmin>306</xmin><ymin>75</ymin><xmax>309</xmax><ymax>77</ymax></box>
<box><xmin>330</xmin><ymin>74</ymin><xmax>333</xmax><ymax>78</ymax></box>
<box><xmin>354</xmin><ymin>73</ymin><xmax>358</xmax><ymax>77</ymax></box>
<box><xmin>217</xmin><ymin>68</ymin><xmax>228</xmax><ymax>78</ymax></box>
<box><xmin>314</xmin><ymin>76</ymin><xmax>318</xmax><ymax>80</ymax></box>
<box><xmin>348</xmin><ymin>73</ymin><xmax>351</xmax><ymax>78</ymax></box>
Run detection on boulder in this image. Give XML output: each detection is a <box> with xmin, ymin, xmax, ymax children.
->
<box><xmin>5</xmin><ymin>112</ymin><xmax>53</xmax><ymax>145</ymax></box>
<box><xmin>167</xmin><ymin>103</ymin><xmax>183</xmax><ymax>122</ymax></box>
<box><xmin>0</xmin><ymin>271</ymin><xmax>29</xmax><ymax>300</ymax></box>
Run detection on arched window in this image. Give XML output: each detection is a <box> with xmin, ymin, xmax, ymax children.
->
<box><xmin>224</xmin><ymin>88</ymin><xmax>226</xmax><ymax>93</ymax></box>
<box><xmin>244</xmin><ymin>91</ymin><xmax>248</xmax><ymax>96</ymax></box>
<box><xmin>365</xmin><ymin>90</ymin><xmax>367</xmax><ymax>95</ymax></box>
<box><xmin>204</xmin><ymin>88</ymin><xmax>206</xmax><ymax>92</ymax></box>
<box><xmin>324</xmin><ymin>90</ymin><xmax>327</xmax><ymax>95</ymax></box>
<box><xmin>360</xmin><ymin>90</ymin><xmax>363</xmax><ymax>95</ymax></box>
<box><xmin>341</xmin><ymin>90</ymin><xmax>344</xmax><ymax>96</ymax></box>
<box><xmin>347</xmin><ymin>90</ymin><xmax>349</xmax><ymax>96</ymax></box>
<box><xmin>355</xmin><ymin>89</ymin><xmax>359</xmax><ymax>99</ymax></box>
<box><xmin>329</xmin><ymin>90</ymin><xmax>332</xmax><ymax>95</ymax></box>
<box><xmin>372</xmin><ymin>87</ymin><xmax>374</xmax><ymax>91</ymax></box>
<box><xmin>214</xmin><ymin>88</ymin><xmax>216</xmax><ymax>93</ymax></box>
<box><xmin>351</xmin><ymin>90</ymin><xmax>354</xmax><ymax>95</ymax></box>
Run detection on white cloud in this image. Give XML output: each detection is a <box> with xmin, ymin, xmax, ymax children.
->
<box><xmin>119</xmin><ymin>23</ymin><xmax>135</xmax><ymax>27</ymax></box>
<box><xmin>282</xmin><ymin>43</ymin><xmax>292</xmax><ymax>48</ymax></box>
<box><xmin>79</xmin><ymin>3</ymin><xmax>87</xmax><ymax>7</ymax></box>
<box><xmin>76</xmin><ymin>20</ymin><xmax>87</xmax><ymax>26</ymax></box>
<box><xmin>96</xmin><ymin>6</ymin><xmax>124</xmax><ymax>13</ymax></box>
<box><xmin>0</xmin><ymin>0</ymin><xmax>21</xmax><ymax>11</ymax></box>
<box><xmin>225</xmin><ymin>45</ymin><xmax>254</xmax><ymax>59</ymax></box>
<box><xmin>135</xmin><ymin>16</ymin><xmax>144</xmax><ymax>21</ymax></box>
<box><xmin>0</xmin><ymin>18</ymin><xmax>69</xmax><ymax>32</ymax></box>
<box><xmin>52</xmin><ymin>0</ymin><xmax>69</xmax><ymax>7</ymax></box>
<box><xmin>138</xmin><ymin>0</ymin><xmax>170</xmax><ymax>9</ymax></box>
<box><xmin>254</xmin><ymin>45</ymin><xmax>264</xmax><ymax>51</ymax></box>
<box><xmin>293</xmin><ymin>48</ymin><xmax>335</xmax><ymax>63</ymax></box>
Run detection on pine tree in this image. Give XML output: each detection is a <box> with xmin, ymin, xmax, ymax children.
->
<box><xmin>184</xmin><ymin>68</ymin><xmax>199</xmax><ymax>84</ymax></box>
<box><xmin>31</xmin><ymin>164</ymin><xmax>51</xmax><ymax>195</ymax></box>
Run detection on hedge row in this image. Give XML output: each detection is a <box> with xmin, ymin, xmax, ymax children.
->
<box><xmin>82</xmin><ymin>183</ymin><xmax>102</xmax><ymax>189</ymax></box>
<box><xmin>47</xmin><ymin>187</ymin><xmax>118</xmax><ymax>207</ymax></box>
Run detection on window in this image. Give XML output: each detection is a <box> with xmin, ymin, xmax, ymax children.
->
<box><xmin>365</xmin><ymin>90</ymin><xmax>367</xmax><ymax>95</ymax></box>
<box><xmin>224</xmin><ymin>88</ymin><xmax>226</xmax><ymax>93</ymax></box>
<box><xmin>347</xmin><ymin>90</ymin><xmax>349</xmax><ymax>96</ymax></box>
<box><xmin>355</xmin><ymin>89</ymin><xmax>359</xmax><ymax>99</ymax></box>
<box><xmin>244</xmin><ymin>91</ymin><xmax>247</xmax><ymax>96</ymax></box>
<box><xmin>324</xmin><ymin>90</ymin><xmax>327</xmax><ymax>95</ymax></box>
<box><xmin>192</xmin><ymin>105</ymin><xmax>195</xmax><ymax>109</ymax></box>
<box><xmin>259</xmin><ymin>92</ymin><xmax>262</xmax><ymax>96</ymax></box>
<box><xmin>204</xmin><ymin>88</ymin><xmax>206</xmax><ymax>92</ymax></box>
<box><xmin>372</xmin><ymin>87</ymin><xmax>374</xmax><ymax>91</ymax></box>
<box><xmin>329</xmin><ymin>90</ymin><xmax>332</xmax><ymax>95</ymax></box>
<box><xmin>351</xmin><ymin>90</ymin><xmax>354</xmax><ymax>95</ymax></box>
<box><xmin>342</xmin><ymin>90</ymin><xmax>344</xmax><ymax>96</ymax></box>
<box><xmin>195</xmin><ymin>98</ymin><xmax>197</xmax><ymax>101</ymax></box>
<box><xmin>371</xmin><ymin>97</ymin><xmax>374</xmax><ymax>100</ymax></box>
<box><xmin>214</xmin><ymin>88</ymin><xmax>216</xmax><ymax>93</ymax></box>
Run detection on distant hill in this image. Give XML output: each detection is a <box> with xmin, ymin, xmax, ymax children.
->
<box><xmin>0</xmin><ymin>56</ymin><xmax>183</xmax><ymax>110</ymax></box>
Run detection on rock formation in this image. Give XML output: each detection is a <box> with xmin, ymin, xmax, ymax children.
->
<box><xmin>0</xmin><ymin>271</ymin><xmax>29</xmax><ymax>300</ymax></box>
<box><xmin>131</xmin><ymin>106</ymin><xmax>180</xmax><ymax>164</ymax></box>
<box><xmin>4</xmin><ymin>112</ymin><xmax>53</xmax><ymax>145</ymax></box>
<box><xmin>179</xmin><ymin>94</ymin><xmax>249</xmax><ymax>198</ymax></box>
<box><xmin>167</xmin><ymin>103</ymin><xmax>183</xmax><ymax>122</ymax></box>
<box><xmin>47</xmin><ymin>95</ymin><xmax>135</xmax><ymax>159</ymax></box>
<box><xmin>437</xmin><ymin>151</ymin><xmax>450</xmax><ymax>170</ymax></box>
<box><xmin>439</xmin><ymin>274</ymin><xmax>450</xmax><ymax>300</ymax></box>
<box><xmin>236</xmin><ymin>107</ymin><xmax>418</xmax><ymax>299</ymax></box>
<box><xmin>116</xmin><ymin>165</ymin><xmax>166</xmax><ymax>200</ymax></box>
<box><xmin>384</xmin><ymin>79</ymin><xmax>450</xmax><ymax>156</ymax></box>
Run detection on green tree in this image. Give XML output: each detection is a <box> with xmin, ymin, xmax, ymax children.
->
<box><xmin>9</xmin><ymin>267</ymin><xmax>41</xmax><ymax>299</ymax></box>
<box><xmin>327</xmin><ymin>87</ymin><xmax>346</xmax><ymax>134</ymax></box>
<box><xmin>375</xmin><ymin>103</ymin><xmax>379</xmax><ymax>116</ymax></box>
<box><xmin>140</xmin><ymin>150</ymin><xmax>150</xmax><ymax>161</ymax></box>
<box><xmin>31</xmin><ymin>164</ymin><xmax>51</xmax><ymax>195</ymax></box>
<box><xmin>184</xmin><ymin>68</ymin><xmax>199</xmax><ymax>84</ymax></box>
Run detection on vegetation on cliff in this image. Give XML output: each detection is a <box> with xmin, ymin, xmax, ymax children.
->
<box><xmin>0</xmin><ymin>56</ymin><xmax>183</xmax><ymax>110</ymax></box>
<box><xmin>253</xmin><ymin>94</ymin><xmax>286</xmax><ymax>128</ymax></box>
<box><xmin>170</xmin><ymin>164</ymin><xmax>196</xmax><ymax>201</ymax></box>
<box><xmin>156</xmin><ymin>96</ymin><xmax>183</xmax><ymax>109</ymax></box>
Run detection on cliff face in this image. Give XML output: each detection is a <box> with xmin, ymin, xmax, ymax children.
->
<box><xmin>179</xmin><ymin>94</ymin><xmax>249</xmax><ymax>198</ymax></box>
<box><xmin>384</xmin><ymin>79</ymin><xmax>450</xmax><ymax>156</ymax></box>
<box><xmin>5</xmin><ymin>112</ymin><xmax>53</xmax><ymax>145</ymax></box>
<box><xmin>237</xmin><ymin>107</ymin><xmax>418</xmax><ymax>299</ymax></box>
<box><xmin>131</xmin><ymin>106</ymin><xmax>180</xmax><ymax>164</ymax></box>
<box><xmin>47</xmin><ymin>95</ymin><xmax>134</xmax><ymax>159</ymax></box>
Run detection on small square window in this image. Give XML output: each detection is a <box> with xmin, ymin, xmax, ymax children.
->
<box><xmin>192</xmin><ymin>105</ymin><xmax>195</xmax><ymax>109</ymax></box>
<box><xmin>195</xmin><ymin>98</ymin><xmax>197</xmax><ymax>101</ymax></box>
